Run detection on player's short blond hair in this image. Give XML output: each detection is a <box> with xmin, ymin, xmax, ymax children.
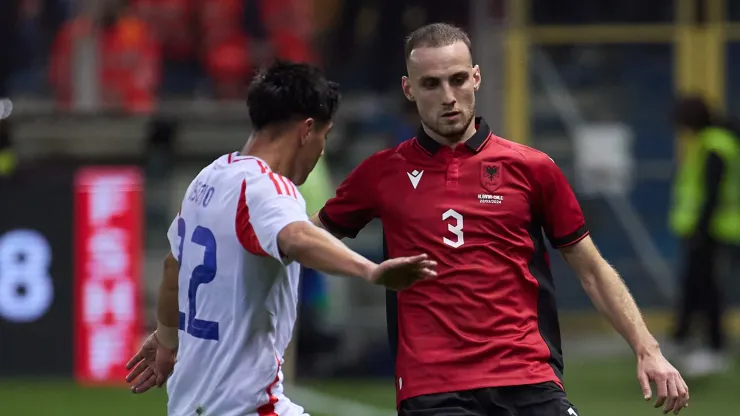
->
<box><xmin>404</xmin><ymin>23</ymin><xmax>473</xmax><ymax>61</ymax></box>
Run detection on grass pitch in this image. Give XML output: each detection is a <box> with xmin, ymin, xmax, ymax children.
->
<box><xmin>1</xmin><ymin>357</ymin><xmax>736</xmax><ymax>415</ymax></box>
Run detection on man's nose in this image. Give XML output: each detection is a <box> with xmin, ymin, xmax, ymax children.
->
<box><xmin>441</xmin><ymin>84</ymin><xmax>456</xmax><ymax>106</ymax></box>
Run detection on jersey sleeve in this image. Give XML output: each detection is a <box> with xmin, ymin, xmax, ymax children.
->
<box><xmin>236</xmin><ymin>173</ymin><xmax>309</xmax><ymax>262</ymax></box>
<box><xmin>166</xmin><ymin>214</ymin><xmax>182</xmax><ymax>261</ymax></box>
<box><xmin>536</xmin><ymin>157</ymin><xmax>589</xmax><ymax>248</ymax></box>
<box><xmin>318</xmin><ymin>157</ymin><xmax>379</xmax><ymax>238</ymax></box>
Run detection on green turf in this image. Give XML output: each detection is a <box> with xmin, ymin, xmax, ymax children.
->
<box><xmin>1</xmin><ymin>357</ymin><xmax>736</xmax><ymax>415</ymax></box>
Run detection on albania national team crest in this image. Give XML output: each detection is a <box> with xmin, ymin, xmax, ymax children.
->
<box><xmin>481</xmin><ymin>162</ymin><xmax>502</xmax><ymax>192</ymax></box>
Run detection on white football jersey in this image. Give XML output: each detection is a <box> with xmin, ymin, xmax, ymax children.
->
<box><xmin>165</xmin><ymin>152</ymin><xmax>309</xmax><ymax>416</ymax></box>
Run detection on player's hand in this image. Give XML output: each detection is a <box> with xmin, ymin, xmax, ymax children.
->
<box><xmin>637</xmin><ymin>348</ymin><xmax>689</xmax><ymax>414</ymax></box>
<box><xmin>125</xmin><ymin>331</ymin><xmax>177</xmax><ymax>394</ymax></box>
<box><xmin>370</xmin><ymin>254</ymin><xmax>437</xmax><ymax>290</ymax></box>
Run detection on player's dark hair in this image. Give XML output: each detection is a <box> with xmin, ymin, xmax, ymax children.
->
<box><xmin>247</xmin><ymin>60</ymin><xmax>340</xmax><ymax>131</ymax></box>
<box><xmin>404</xmin><ymin>23</ymin><xmax>473</xmax><ymax>60</ymax></box>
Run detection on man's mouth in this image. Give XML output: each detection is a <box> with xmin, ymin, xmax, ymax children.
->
<box><xmin>442</xmin><ymin>111</ymin><xmax>461</xmax><ymax>118</ymax></box>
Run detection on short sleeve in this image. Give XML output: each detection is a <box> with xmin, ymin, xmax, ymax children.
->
<box><xmin>318</xmin><ymin>157</ymin><xmax>379</xmax><ymax>238</ymax></box>
<box><xmin>166</xmin><ymin>214</ymin><xmax>182</xmax><ymax>261</ymax></box>
<box><xmin>536</xmin><ymin>157</ymin><xmax>589</xmax><ymax>248</ymax></box>
<box><xmin>236</xmin><ymin>173</ymin><xmax>309</xmax><ymax>262</ymax></box>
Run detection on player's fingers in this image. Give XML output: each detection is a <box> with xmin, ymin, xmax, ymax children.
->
<box><xmin>654</xmin><ymin>374</ymin><xmax>668</xmax><ymax>408</ymax></box>
<box><xmin>637</xmin><ymin>371</ymin><xmax>652</xmax><ymax>401</ymax></box>
<box><xmin>663</xmin><ymin>377</ymin><xmax>678</xmax><ymax>414</ymax></box>
<box><xmin>132</xmin><ymin>370</ymin><xmax>157</xmax><ymax>394</ymax></box>
<box><xmin>125</xmin><ymin>359</ymin><xmax>150</xmax><ymax>382</ymax></box>
<box><xmin>674</xmin><ymin>376</ymin><xmax>689</xmax><ymax>414</ymax></box>
<box><xmin>420</xmin><ymin>268</ymin><xmax>437</xmax><ymax>278</ymax></box>
<box><xmin>404</xmin><ymin>254</ymin><xmax>428</xmax><ymax>263</ymax></box>
<box><xmin>418</xmin><ymin>260</ymin><xmax>437</xmax><ymax>269</ymax></box>
<box><xmin>125</xmin><ymin>350</ymin><xmax>144</xmax><ymax>370</ymax></box>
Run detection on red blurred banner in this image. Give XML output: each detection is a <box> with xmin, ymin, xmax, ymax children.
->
<box><xmin>74</xmin><ymin>167</ymin><xmax>143</xmax><ymax>385</ymax></box>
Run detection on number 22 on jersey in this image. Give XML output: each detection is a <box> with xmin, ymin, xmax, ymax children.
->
<box><xmin>177</xmin><ymin>218</ymin><xmax>220</xmax><ymax>341</ymax></box>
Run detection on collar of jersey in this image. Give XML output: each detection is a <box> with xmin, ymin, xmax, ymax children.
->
<box><xmin>415</xmin><ymin>116</ymin><xmax>492</xmax><ymax>155</ymax></box>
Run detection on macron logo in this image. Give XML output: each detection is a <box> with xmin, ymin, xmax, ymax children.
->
<box><xmin>407</xmin><ymin>170</ymin><xmax>423</xmax><ymax>189</ymax></box>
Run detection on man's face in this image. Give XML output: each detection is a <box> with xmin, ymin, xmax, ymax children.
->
<box><xmin>402</xmin><ymin>42</ymin><xmax>481</xmax><ymax>141</ymax></box>
<box><xmin>294</xmin><ymin>120</ymin><xmax>332</xmax><ymax>185</ymax></box>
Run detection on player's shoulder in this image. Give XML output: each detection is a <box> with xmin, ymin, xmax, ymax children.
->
<box><xmin>488</xmin><ymin>136</ymin><xmax>558</xmax><ymax>171</ymax></box>
<box><xmin>344</xmin><ymin>146</ymin><xmax>401</xmax><ymax>178</ymax></box>
<box><xmin>362</xmin><ymin>146</ymin><xmax>399</xmax><ymax>165</ymax></box>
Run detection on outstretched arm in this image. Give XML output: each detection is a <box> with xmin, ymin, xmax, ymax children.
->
<box><xmin>280</xmin><ymin>220</ymin><xmax>374</xmax><ymax>280</ymax></box>
<box><xmin>277</xmin><ymin>221</ymin><xmax>434</xmax><ymax>290</ymax></box>
<box><xmin>560</xmin><ymin>236</ymin><xmax>689</xmax><ymax>413</ymax></box>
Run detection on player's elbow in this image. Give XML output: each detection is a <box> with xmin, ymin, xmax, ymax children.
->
<box><xmin>277</xmin><ymin>221</ymin><xmax>317</xmax><ymax>262</ymax></box>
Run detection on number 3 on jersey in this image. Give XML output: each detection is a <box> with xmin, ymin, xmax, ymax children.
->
<box><xmin>443</xmin><ymin>209</ymin><xmax>464</xmax><ymax>248</ymax></box>
<box><xmin>177</xmin><ymin>218</ymin><xmax>219</xmax><ymax>341</ymax></box>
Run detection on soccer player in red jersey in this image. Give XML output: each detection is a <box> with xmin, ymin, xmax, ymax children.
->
<box><xmin>311</xmin><ymin>23</ymin><xmax>690</xmax><ymax>415</ymax></box>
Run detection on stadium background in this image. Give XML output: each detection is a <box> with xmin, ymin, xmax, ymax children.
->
<box><xmin>0</xmin><ymin>0</ymin><xmax>739</xmax><ymax>414</ymax></box>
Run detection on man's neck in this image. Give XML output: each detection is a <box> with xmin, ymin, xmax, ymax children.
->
<box><xmin>422</xmin><ymin>120</ymin><xmax>477</xmax><ymax>147</ymax></box>
<box><xmin>240</xmin><ymin>132</ymin><xmax>294</xmax><ymax>179</ymax></box>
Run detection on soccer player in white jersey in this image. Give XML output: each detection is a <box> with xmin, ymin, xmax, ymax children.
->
<box><xmin>124</xmin><ymin>61</ymin><xmax>437</xmax><ymax>416</ymax></box>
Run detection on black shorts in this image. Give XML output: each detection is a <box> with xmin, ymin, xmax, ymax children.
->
<box><xmin>398</xmin><ymin>382</ymin><xmax>580</xmax><ymax>416</ymax></box>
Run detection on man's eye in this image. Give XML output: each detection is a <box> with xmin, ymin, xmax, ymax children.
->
<box><xmin>423</xmin><ymin>79</ymin><xmax>438</xmax><ymax>88</ymax></box>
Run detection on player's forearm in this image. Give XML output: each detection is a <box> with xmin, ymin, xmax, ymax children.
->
<box><xmin>578</xmin><ymin>261</ymin><xmax>659</xmax><ymax>356</ymax></box>
<box><xmin>561</xmin><ymin>238</ymin><xmax>659</xmax><ymax>357</ymax></box>
<box><xmin>156</xmin><ymin>253</ymin><xmax>180</xmax><ymax>348</ymax></box>
<box><xmin>278</xmin><ymin>221</ymin><xmax>375</xmax><ymax>281</ymax></box>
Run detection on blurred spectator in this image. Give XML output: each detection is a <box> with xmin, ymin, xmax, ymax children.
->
<box><xmin>132</xmin><ymin>0</ymin><xmax>201</xmax><ymax>95</ymax></box>
<box><xmin>196</xmin><ymin>0</ymin><xmax>251</xmax><ymax>99</ymax></box>
<box><xmin>2</xmin><ymin>0</ymin><xmax>67</xmax><ymax>96</ymax></box>
<box><xmin>133</xmin><ymin>0</ymin><xmax>193</xmax><ymax>62</ymax></box>
<box><xmin>669</xmin><ymin>96</ymin><xmax>740</xmax><ymax>376</ymax></box>
<box><xmin>259</xmin><ymin>0</ymin><xmax>317</xmax><ymax>64</ymax></box>
<box><xmin>49</xmin><ymin>0</ymin><xmax>161</xmax><ymax>112</ymax></box>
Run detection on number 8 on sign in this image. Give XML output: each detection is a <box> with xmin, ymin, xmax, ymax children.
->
<box><xmin>0</xmin><ymin>230</ymin><xmax>54</xmax><ymax>322</ymax></box>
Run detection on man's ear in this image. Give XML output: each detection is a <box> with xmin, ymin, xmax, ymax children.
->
<box><xmin>401</xmin><ymin>76</ymin><xmax>414</xmax><ymax>101</ymax></box>
<box><xmin>473</xmin><ymin>65</ymin><xmax>481</xmax><ymax>92</ymax></box>
<box><xmin>299</xmin><ymin>118</ymin><xmax>314</xmax><ymax>146</ymax></box>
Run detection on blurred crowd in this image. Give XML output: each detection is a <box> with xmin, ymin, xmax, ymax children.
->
<box><xmin>0</xmin><ymin>0</ymin><xmax>473</xmax><ymax>112</ymax></box>
<box><xmin>2</xmin><ymin>0</ymin><xmax>320</xmax><ymax>110</ymax></box>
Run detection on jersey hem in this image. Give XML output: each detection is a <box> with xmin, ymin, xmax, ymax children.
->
<box><xmin>395</xmin><ymin>374</ymin><xmax>563</xmax><ymax>407</ymax></box>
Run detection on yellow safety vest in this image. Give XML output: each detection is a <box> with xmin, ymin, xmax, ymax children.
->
<box><xmin>669</xmin><ymin>127</ymin><xmax>740</xmax><ymax>242</ymax></box>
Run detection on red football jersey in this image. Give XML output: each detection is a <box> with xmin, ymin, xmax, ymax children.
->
<box><xmin>319</xmin><ymin>118</ymin><xmax>589</xmax><ymax>406</ymax></box>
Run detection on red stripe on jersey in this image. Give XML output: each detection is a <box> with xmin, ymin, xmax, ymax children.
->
<box><xmin>235</xmin><ymin>180</ymin><xmax>270</xmax><ymax>257</ymax></box>
<box><xmin>227</xmin><ymin>152</ymin><xmax>233</xmax><ymax>163</ymax></box>
<box><xmin>256</xmin><ymin>160</ymin><xmax>269</xmax><ymax>173</ymax></box>
<box><xmin>287</xmin><ymin>177</ymin><xmax>298</xmax><ymax>198</ymax></box>
<box><xmin>267</xmin><ymin>172</ymin><xmax>283</xmax><ymax>195</ymax></box>
<box><xmin>256</xmin><ymin>359</ymin><xmax>281</xmax><ymax>416</ymax></box>
<box><xmin>277</xmin><ymin>175</ymin><xmax>295</xmax><ymax>198</ymax></box>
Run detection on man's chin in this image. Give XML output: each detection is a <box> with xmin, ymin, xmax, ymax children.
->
<box><xmin>437</xmin><ymin>127</ymin><xmax>468</xmax><ymax>140</ymax></box>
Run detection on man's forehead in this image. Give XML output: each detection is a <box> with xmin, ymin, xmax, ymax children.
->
<box><xmin>407</xmin><ymin>42</ymin><xmax>472</xmax><ymax>77</ymax></box>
